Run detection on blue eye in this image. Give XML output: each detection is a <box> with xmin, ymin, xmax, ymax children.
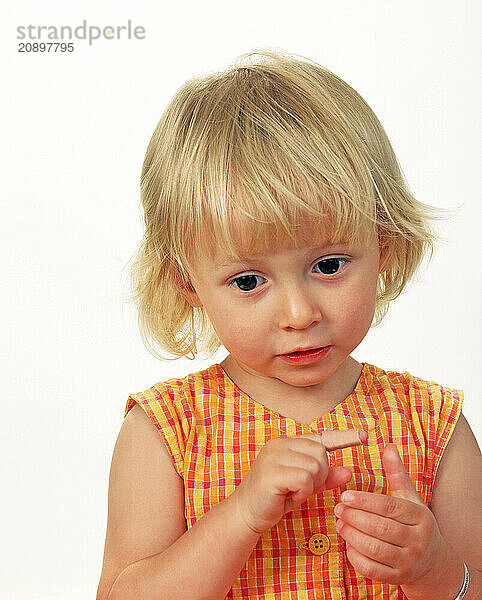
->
<box><xmin>313</xmin><ymin>257</ymin><xmax>347</xmax><ymax>275</ymax></box>
<box><xmin>231</xmin><ymin>274</ymin><xmax>264</xmax><ymax>292</ymax></box>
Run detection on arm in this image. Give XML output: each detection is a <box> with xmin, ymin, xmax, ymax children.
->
<box><xmin>108</xmin><ymin>492</ymin><xmax>261</xmax><ymax>600</ymax></box>
<box><xmin>419</xmin><ymin>413</ymin><xmax>482</xmax><ymax>599</ymax></box>
<box><xmin>429</xmin><ymin>414</ymin><xmax>481</xmax><ymax>567</ymax></box>
<box><xmin>97</xmin><ymin>403</ymin><xmax>261</xmax><ymax>600</ymax></box>
<box><xmin>96</xmin><ymin>403</ymin><xmax>189</xmax><ymax>599</ymax></box>
<box><xmin>400</xmin><ymin>412</ymin><xmax>482</xmax><ymax>600</ymax></box>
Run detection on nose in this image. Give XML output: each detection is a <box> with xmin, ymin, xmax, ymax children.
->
<box><xmin>277</xmin><ymin>283</ymin><xmax>322</xmax><ymax>330</ymax></box>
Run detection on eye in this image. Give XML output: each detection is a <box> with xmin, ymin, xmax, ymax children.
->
<box><xmin>313</xmin><ymin>257</ymin><xmax>348</xmax><ymax>275</ymax></box>
<box><xmin>230</xmin><ymin>274</ymin><xmax>265</xmax><ymax>292</ymax></box>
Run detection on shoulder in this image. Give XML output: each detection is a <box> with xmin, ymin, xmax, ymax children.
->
<box><xmin>364</xmin><ymin>363</ymin><xmax>464</xmax><ymax>457</ymax></box>
<box><xmin>122</xmin><ymin>364</ymin><xmax>224</xmax><ymax>476</ymax></box>
<box><xmin>124</xmin><ymin>363</ymin><xmax>221</xmax><ymax>420</ymax></box>
<box><xmin>431</xmin><ymin>412</ymin><xmax>480</xmax><ymax>500</ymax></box>
<box><xmin>365</xmin><ymin>361</ymin><xmax>443</xmax><ymax>388</ymax></box>
<box><xmin>364</xmin><ymin>363</ymin><xmax>464</xmax><ymax>408</ymax></box>
<box><xmin>119</xmin><ymin>403</ymin><xmax>188</xmax><ymax>473</ymax></box>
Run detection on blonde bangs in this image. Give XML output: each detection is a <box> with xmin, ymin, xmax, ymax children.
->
<box><xmin>166</xmin><ymin>60</ymin><xmax>383</xmax><ymax>270</ymax></box>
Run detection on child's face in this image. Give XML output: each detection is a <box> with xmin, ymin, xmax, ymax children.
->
<box><xmin>184</xmin><ymin>232</ymin><xmax>385</xmax><ymax>390</ymax></box>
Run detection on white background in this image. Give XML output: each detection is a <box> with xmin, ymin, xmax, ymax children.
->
<box><xmin>1</xmin><ymin>1</ymin><xmax>480</xmax><ymax>598</ymax></box>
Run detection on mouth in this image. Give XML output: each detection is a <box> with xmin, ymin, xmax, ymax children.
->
<box><xmin>278</xmin><ymin>345</ymin><xmax>331</xmax><ymax>364</ymax></box>
<box><xmin>280</xmin><ymin>345</ymin><xmax>329</xmax><ymax>356</ymax></box>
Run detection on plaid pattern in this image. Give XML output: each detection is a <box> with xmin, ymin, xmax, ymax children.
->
<box><xmin>124</xmin><ymin>362</ymin><xmax>463</xmax><ymax>599</ymax></box>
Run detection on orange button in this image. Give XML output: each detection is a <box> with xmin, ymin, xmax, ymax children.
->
<box><xmin>298</xmin><ymin>533</ymin><xmax>330</xmax><ymax>555</ymax></box>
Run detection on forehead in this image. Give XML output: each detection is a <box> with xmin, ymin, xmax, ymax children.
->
<box><xmin>206</xmin><ymin>213</ymin><xmax>339</xmax><ymax>255</ymax></box>
<box><xmin>193</xmin><ymin>225</ymin><xmax>377</xmax><ymax>272</ymax></box>
<box><xmin>185</xmin><ymin>209</ymin><xmax>379</xmax><ymax>277</ymax></box>
<box><xmin>211</xmin><ymin>241</ymin><xmax>349</xmax><ymax>270</ymax></box>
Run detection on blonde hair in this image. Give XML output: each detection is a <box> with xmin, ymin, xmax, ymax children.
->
<box><xmin>128</xmin><ymin>48</ymin><xmax>448</xmax><ymax>360</ymax></box>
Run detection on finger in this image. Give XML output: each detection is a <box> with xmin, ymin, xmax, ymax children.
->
<box><xmin>344</xmin><ymin>541</ymin><xmax>400</xmax><ymax>585</ymax></box>
<box><xmin>323</xmin><ymin>466</ymin><xmax>354</xmax><ymax>491</ymax></box>
<box><xmin>334</xmin><ymin>504</ymin><xmax>406</xmax><ymax>546</ymax></box>
<box><xmin>383</xmin><ymin>444</ymin><xmax>424</xmax><ymax>505</ymax></box>
<box><xmin>278</xmin><ymin>466</ymin><xmax>316</xmax><ymax>504</ymax></box>
<box><xmin>299</xmin><ymin>430</ymin><xmax>366</xmax><ymax>451</ymax></box>
<box><xmin>340</xmin><ymin>490</ymin><xmax>422</xmax><ymax>525</ymax></box>
<box><xmin>321</xmin><ymin>429</ymin><xmax>367</xmax><ymax>451</ymax></box>
<box><xmin>286</xmin><ymin>437</ymin><xmax>357</xmax><ymax>492</ymax></box>
<box><xmin>336</xmin><ymin>517</ymin><xmax>402</xmax><ymax>564</ymax></box>
<box><xmin>287</xmin><ymin>437</ymin><xmax>330</xmax><ymax>491</ymax></box>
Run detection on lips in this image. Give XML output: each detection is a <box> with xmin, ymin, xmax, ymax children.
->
<box><xmin>278</xmin><ymin>345</ymin><xmax>332</xmax><ymax>365</ymax></box>
<box><xmin>281</xmin><ymin>346</ymin><xmax>328</xmax><ymax>356</ymax></box>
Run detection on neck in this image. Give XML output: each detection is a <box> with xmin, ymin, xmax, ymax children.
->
<box><xmin>220</xmin><ymin>355</ymin><xmax>363</xmax><ymax>423</ymax></box>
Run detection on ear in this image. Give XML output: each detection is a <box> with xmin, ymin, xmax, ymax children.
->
<box><xmin>171</xmin><ymin>269</ymin><xmax>203</xmax><ymax>308</ymax></box>
<box><xmin>179</xmin><ymin>280</ymin><xmax>203</xmax><ymax>308</ymax></box>
<box><xmin>378</xmin><ymin>240</ymin><xmax>391</xmax><ymax>274</ymax></box>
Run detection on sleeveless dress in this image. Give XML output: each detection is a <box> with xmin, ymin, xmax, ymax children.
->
<box><xmin>124</xmin><ymin>362</ymin><xmax>463</xmax><ymax>600</ymax></box>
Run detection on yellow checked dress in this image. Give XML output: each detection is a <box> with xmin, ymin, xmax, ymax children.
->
<box><xmin>124</xmin><ymin>362</ymin><xmax>463</xmax><ymax>599</ymax></box>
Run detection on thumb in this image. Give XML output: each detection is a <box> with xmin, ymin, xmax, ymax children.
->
<box><xmin>383</xmin><ymin>444</ymin><xmax>423</xmax><ymax>505</ymax></box>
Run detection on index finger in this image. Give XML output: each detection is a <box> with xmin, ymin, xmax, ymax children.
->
<box><xmin>319</xmin><ymin>429</ymin><xmax>367</xmax><ymax>451</ymax></box>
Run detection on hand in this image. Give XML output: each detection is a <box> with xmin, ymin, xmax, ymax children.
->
<box><xmin>334</xmin><ymin>443</ymin><xmax>448</xmax><ymax>586</ymax></box>
<box><xmin>231</xmin><ymin>429</ymin><xmax>366</xmax><ymax>535</ymax></box>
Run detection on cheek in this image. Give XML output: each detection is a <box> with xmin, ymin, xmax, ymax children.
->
<box><xmin>335</xmin><ymin>277</ymin><xmax>378</xmax><ymax>336</ymax></box>
<box><xmin>228</xmin><ymin>320</ymin><xmax>265</xmax><ymax>346</ymax></box>
<box><xmin>208</xmin><ymin>304</ymin><xmax>266</xmax><ymax>353</ymax></box>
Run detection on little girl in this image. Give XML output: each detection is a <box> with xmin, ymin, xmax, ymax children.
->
<box><xmin>97</xmin><ymin>49</ymin><xmax>481</xmax><ymax>600</ymax></box>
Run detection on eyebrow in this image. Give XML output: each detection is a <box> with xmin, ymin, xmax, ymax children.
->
<box><xmin>214</xmin><ymin>257</ymin><xmax>251</xmax><ymax>270</ymax></box>
<box><xmin>213</xmin><ymin>243</ymin><xmax>351</xmax><ymax>270</ymax></box>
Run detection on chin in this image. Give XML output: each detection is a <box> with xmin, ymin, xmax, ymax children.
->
<box><xmin>278</xmin><ymin>371</ymin><xmax>328</xmax><ymax>388</ymax></box>
<box><xmin>277</xmin><ymin>357</ymin><xmax>341</xmax><ymax>387</ymax></box>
